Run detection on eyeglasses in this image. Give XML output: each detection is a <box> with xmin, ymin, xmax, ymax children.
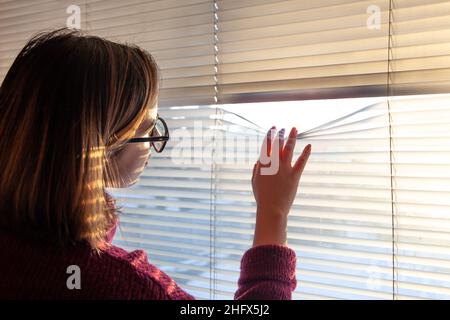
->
<box><xmin>126</xmin><ymin>115</ymin><xmax>169</xmax><ymax>153</ymax></box>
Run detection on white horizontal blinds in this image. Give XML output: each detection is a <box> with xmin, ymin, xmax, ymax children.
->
<box><xmin>86</xmin><ymin>0</ymin><xmax>216</xmax><ymax>107</ymax></box>
<box><xmin>0</xmin><ymin>0</ymin><xmax>217</xmax><ymax>107</ymax></box>
<box><xmin>3</xmin><ymin>1</ymin><xmax>450</xmax><ymax>103</ymax></box>
<box><xmin>0</xmin><ymin>0</ymin><xmax>86</xmax><ymax>82</ymax></box>
<box><xmin>216</xmin><ymin>0</ymin><xmax>450</xmax><ymax>104</ymax></box>
<box><xmin>108</xmin><ymin>105</ymin><xmax>221</xmax><ymax>300</ymax></box>
<box><xmin>390</xmin><ymin>0</ymin><xmax>450</xmax><ymax>96</ymax></box>
<box><xmin>203</xmin><ymin>115</ymin><xmax>265</xmax><ymax>299</ymax></box>
<box><xmin>2</xmin><ymin>0</ymin><xmax>449</xmax><ymax>301</ymax></box>
<box><xmin>216</xmin><ymin>0</ymin><xmax>392</xmax><ymax>103</ymax></box>
<box><xmin>293</xmin><ymin>102</ymin><xmax>393</xmax><ymax>299</ymax></box>
<box><xmin>389</xmin><ymin>95</ymin><xmax>450</xmax><ymax>299</ymax></box>
<box><xmin>212</xmin><ymin>102</ymin><xmax>395</xmax><ymax>299</ymax></box>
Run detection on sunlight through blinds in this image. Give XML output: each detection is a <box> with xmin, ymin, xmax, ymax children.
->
<box><xmin>1</xmin><ymin>0</ymin><xmax>450</xmax><ymax>300</ymax></box>
<box><xmin>108</xmin><ymin>105</ymin><xmax>222</xmax><ymax>299</ymax></box>
<box><xmin>212</xmin><ymin>101</ymin><xmax>394</xmax><ymax>299</ymax></box>
<box><xmin>211</xmin><ymin>94</ymin><xmax>450</xmax><ymax>299</ymax></box>
<box><xmin>390</xmin><ymin>95</ymin><xmax>450</xmax><ymax>299</ymax></box>
<box><xmin>108</xmin><ymin>94</ymin><xmax>450</xmax><ymax>300</ymax></box>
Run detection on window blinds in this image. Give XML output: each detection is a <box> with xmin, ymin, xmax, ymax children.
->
<box><xmin>0</xmin><ymin>0</ymin><xmax>83</xmax><ymax>78</ymax></box>
<box><xmin>109</xmin><ymin>106</ymin><xmax>223</xmax><ymax>299</ymax></box>
<box><xmin>389</xmin><ymin>95</ymin><xmax>450</xmax><ymax>299</ymax></box>
<box><xmin>111</xmin><ymin>94</ymin><xmax>450</xmax><ymax>300</ymax></box>
<box><xmin>292</xmin><ymin>94</ymin><xmax>450</xmax><ymax>299</ymax></box>
<box><xmin>85</xmin><ymin>0</ymin><xmax>217</xmax><ymax>107</ymax></box>
<box><xmin>0</xmin><ymin>0</ymin><xmax>217</xmax><ymax>108</ymax></box>
<box><xmin>214</xmin><ymin>101</ymin><xmax>395</xmax><ymax>299</ymax></box>
<box><xmin>2</xmin><ymin>1</ymin><xmax>450</xmax><ymax>104</ymax></box>
<box><xmin>217</xmin><ymin>0</ymin><xmax>450</xmax><ymax>103</ymax></box>
<box><xmin>1</xmin><ymin>0</ymin><xmax>450</xmax><ymax>300</ymax></box>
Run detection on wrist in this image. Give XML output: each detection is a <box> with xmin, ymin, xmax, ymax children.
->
<box><xmin>256</xmin><ymin>205</ymin><xmax>287</xmax><ymax>219</ymax></box>
<box><xmin>253</xmin><ymin>210</ymin><xmax>288</xmax><ymax>247</ymax></box>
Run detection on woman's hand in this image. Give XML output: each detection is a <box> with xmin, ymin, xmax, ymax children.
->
<box><xmin>252</xmin><ymin>126</ymin><xmax>311</xmax><ymax>247</ymax></box>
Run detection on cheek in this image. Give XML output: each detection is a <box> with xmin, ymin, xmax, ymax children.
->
<box><xmin>116</xmin><ymin>143</ymin><xmax>151</xmax><ymax>171</ymax></box>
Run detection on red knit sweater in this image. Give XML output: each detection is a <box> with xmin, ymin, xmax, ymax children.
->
<box><xmin>0</xmin><ymin>219</ymin><xmax>297</xmax><ymax>300</ymax></box>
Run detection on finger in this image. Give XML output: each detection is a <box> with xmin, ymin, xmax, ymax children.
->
<box><xmin>293</xmin><ymin>144</ymin><xmax>312</xmax><ymax>174</ymax></box>
<box><xmin>284</xmin><ymin>127</ymin><xmax>298</xmax><ymax>165</ymax></box>
<box><xmin>268</xmin><ymin>126</ymin><xmax>276</xmax><ymax>157</ymax></box>
<box><xmin>259</xmin><ymin>126</ymin><xmax>276</xmax><ymax>163</ymax></box>
<box><xmin>278</xmin><ymin>128</ymin><xmax>285</xmax><ymax>160</ymax></box>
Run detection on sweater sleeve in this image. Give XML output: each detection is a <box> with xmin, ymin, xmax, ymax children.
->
<box><xmin>161</xmin><ymin>244</ymin><xmax>297</xmax><ymax>300</ymax></box>
<box><xmin>137</xmin><ymin>244</ymin><xmax>297</xmax><ymax>300</ymax></box>
<box><xmin>108</xmin><ymin>243</ymin><xmax>296</xmax><ymax>300</ymax></box>
<box><xmin>233</xmin><ymin>244</ymin><xmax>297</xmax><ymax>300</ymax></box>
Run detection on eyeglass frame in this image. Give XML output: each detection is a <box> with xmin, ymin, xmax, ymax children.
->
<box><xmin>126</xmin><ymin>114</ymin><xmax>170</xmax><ymax>153</ymax></box>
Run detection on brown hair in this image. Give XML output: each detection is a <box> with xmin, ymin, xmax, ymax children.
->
<box><xmin>0</xmin><ymin>28</ymin><xmax>160</xmax><ymax>249</ymax></box>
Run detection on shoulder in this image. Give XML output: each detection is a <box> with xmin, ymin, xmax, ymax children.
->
<box><xmin>86</xmin><ymin>244</ymin><xmax>193</xmax><ymax>299</ymax></box>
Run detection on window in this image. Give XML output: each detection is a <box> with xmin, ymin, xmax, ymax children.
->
<box><xmin>1</xmin><ymin>0</ymin><xmax>450</xmax><ymax>300</ymax></box>
<box><xmin>109</xmin><ymin>94</ymin><xmax>450</xmax><ymax>299</ymax></box>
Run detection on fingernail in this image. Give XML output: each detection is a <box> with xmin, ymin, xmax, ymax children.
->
<box><xmin>306</xmin><ymin>144</ymin><xmax>312</xmax><ymax>151</ymax></box>
<box><xmin>290</xmin><ymin>127</ymin><xmax>297</xmax><ymax>136</ymax></box>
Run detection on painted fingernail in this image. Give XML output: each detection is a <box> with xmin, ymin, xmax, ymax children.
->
<box><xmin>289</xmin><ymin>127</ymin><xmax>296</xmax><ymax>136</ymax></box>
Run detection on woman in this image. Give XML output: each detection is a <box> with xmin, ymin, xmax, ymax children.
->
<box><xmin>0</xmin><ymin>29</ymin><xmax>311</xmax><ymax>299</ymax></box>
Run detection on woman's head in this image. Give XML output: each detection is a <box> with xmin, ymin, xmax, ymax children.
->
<box><xmin>0</xmin><ymin>28</ymin><xmax>160</xmax><ymax>249</ymax></box>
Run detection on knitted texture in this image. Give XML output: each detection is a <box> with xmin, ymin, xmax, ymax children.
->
<box><xmin>0</xmin><ymin>224</ymin><xmax>296</xmax><ymax>300</ymax></box>
<box><xmin>0</xmin><ymin>221</ymin><xmax>297</xmax><ymax>300</ymax></box>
